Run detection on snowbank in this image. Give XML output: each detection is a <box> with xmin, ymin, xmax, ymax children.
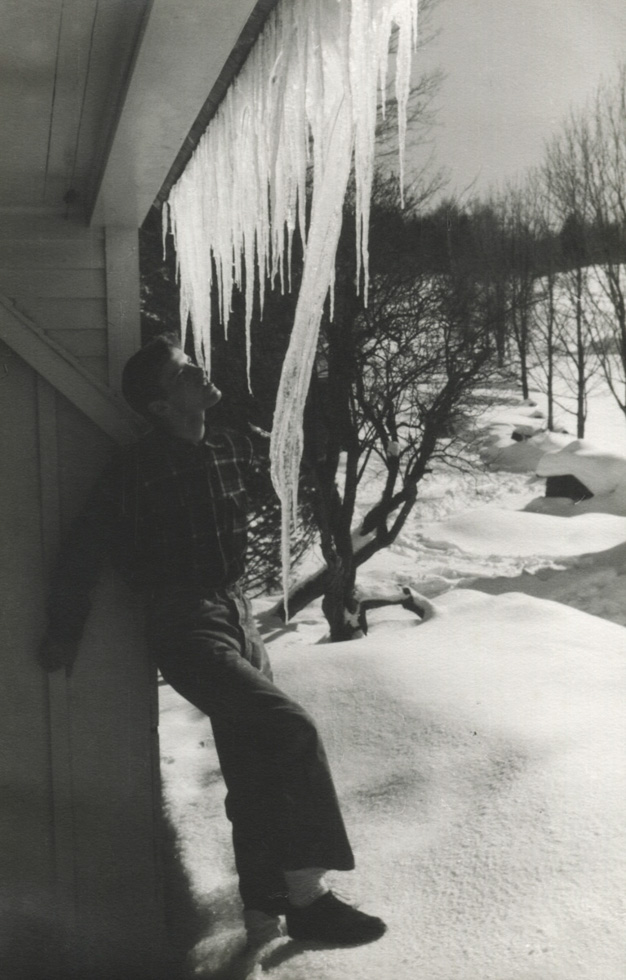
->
<box><xmin>160</xmin><ymin>591</ymin><xmax>626</xmax><ymax>980</ymax></box>
<box><xmin>467</xmin><ymin>539</ymin><xmax>626</xmax><ymax>628</ymax></box>
<box><xmin>475</xmin><ymin>400</ymin><xmax>569</xmax><ymax>473</ymax></box>
<box><xmin>537</xmin><ymin>439</ymin><xmax>626</xmax><ymax>495</ymax></box>
<box><xmin>418</xmin><ymin>507</ymin><xmax>626</xmax><ymax>558</ymax></box>
<box><xmin>480</xmin><ymin>428</ymin><xmax>573</xmax><ymax>473</ymax></box>
<box><xmin>522</xmin><ymin>439</ymin><xmax>626</xmax><ymax>517</ymax></box>
<box><xmin>474</xmin><ymin>396</ymin><xmax>626</xmax><ymax>518</ymax></box>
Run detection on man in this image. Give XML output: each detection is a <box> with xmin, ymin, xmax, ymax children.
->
<box><xmin>39</xmin><ymin>333</ymin><xmax>386</xmax><ymax>948</ymax></box>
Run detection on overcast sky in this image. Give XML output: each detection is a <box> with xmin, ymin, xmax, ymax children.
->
<box><xmin>409</xmin><ymin>0</ymin><xmax>626</xmax><ymax>200</ymax></box>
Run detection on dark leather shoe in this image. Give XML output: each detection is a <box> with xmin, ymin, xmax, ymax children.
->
<box><xmin>285</xmin><ymin>891</ymin><xmax>387</xmax><ymax>945</ymax></box>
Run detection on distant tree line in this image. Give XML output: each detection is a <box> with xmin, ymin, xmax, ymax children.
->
<box><xmin>422</xmin><ymin>64</ymin><xmax>626</xmax><ymax>438</ymax></box>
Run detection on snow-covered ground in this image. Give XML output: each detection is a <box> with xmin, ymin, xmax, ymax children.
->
<box><xmin>159</xmin><ymin>385</ymin><xmax>626</xmax><ymax>980</ymax></box>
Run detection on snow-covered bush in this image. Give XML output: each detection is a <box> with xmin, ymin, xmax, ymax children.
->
<box><xmin>527</xmin><ymin>440</ymin><xmax>626</xmax><ymax>516</ymax></box>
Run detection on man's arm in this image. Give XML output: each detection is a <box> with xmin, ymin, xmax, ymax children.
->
<box><xmin>39</xmin><ymin>457</ymin><xmax>126</xmax><ymax>675</ymax></box>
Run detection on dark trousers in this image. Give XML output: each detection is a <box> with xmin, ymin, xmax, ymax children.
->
<box><xmin>147</xmin><ymin>585</ymin><xmax>354</xmax><ymax>912</ymax></box>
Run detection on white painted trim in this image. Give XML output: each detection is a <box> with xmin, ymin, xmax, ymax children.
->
<box><xmin>0</xmin><ymin>293</ymin><xmax>145</xmax><ymax>445</ymax></box>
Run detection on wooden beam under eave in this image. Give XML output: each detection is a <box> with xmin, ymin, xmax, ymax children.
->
<box><xmin>104</xmin><ymin>227</ymin><xmax>141</xmax><ymax>393</ymax></box>
<box><xmin>90</xmin><ymin>0</ymin><xmax>263</xmax><ymax>227</ymax></box>
<box><xmin>0</xmin><ymin>294</ymin><xmax>143</xmax><ymax>445</ymax></box>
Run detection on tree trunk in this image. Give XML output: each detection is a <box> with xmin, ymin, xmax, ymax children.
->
<box><xmin>320</xmin><ymin>560</ymin><xmax>363</xmax><ymax>641</ymax></box>
<box><xmin>519</xmin><ymin>336</ymin><xmax>530</xmax><ymax>399</ymax></box>
<box><xmin>575</xmin><ymin>267</ymin><xmax>586</xmax><ymax>438</ymax></box>
<box><xmin>546</xmin><ymin>273</ymin><xmax>555</xmax><ymax>430</ymax></box>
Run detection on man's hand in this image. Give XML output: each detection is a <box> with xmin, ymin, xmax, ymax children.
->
<box><xmin>38</xmin><ymin>634</ymin><xmax>78</xmax><ymax>677</ymax></box>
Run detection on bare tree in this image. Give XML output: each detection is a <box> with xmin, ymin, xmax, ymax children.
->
<box><xmin>543</xmin><ymin>118</ymin><xmax>598</xmax><ymax>437</ymax></box>
<box><xmin>272</xmin><ymin>179</ymin><xmax>496</xmax><ymax>639</ymax></box>
<box><xmin>526</xmin><ymin>182</ymin><xmax>560</xmax><ymax>429</ymax></box>
<box><xmin>461</xmin><ymin>198</ymin><xmax>512</xmax><ymax>370</ymax></box>
<box><xmin>583</xmin><ymin>65</ymin><xmax>626</xmax><ymax>418</ymax></box>
<box><xmin>509</xmin><ymin>168</ymin><xmax>572</xmax><ymax>432</ymax></box>
<box><xmin>503</xmin><ymin>185</ymin><xmax>541</xmax><ymax>400</ymax></box>
<box><xmin>537</xmin><ymin>66</ymin><xmax>626</xmax><ymax>434</ymax></box>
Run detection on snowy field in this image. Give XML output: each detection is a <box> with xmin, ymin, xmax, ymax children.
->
<box><xmin>159</xmin><ymin>383</ymin><xmax>626</xmax><ymax>980</ymax></box>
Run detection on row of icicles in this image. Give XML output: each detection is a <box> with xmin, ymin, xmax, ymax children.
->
<box><xmin>165</xmin><ymin>0</ymin><xmax>419</xmax><ymax>615</ymax></box>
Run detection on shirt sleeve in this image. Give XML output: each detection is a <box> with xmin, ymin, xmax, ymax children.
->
<box><xmin>46</xmin><ymin>454</ymin><xmax>127</xmax><ymax>645</ymax></box>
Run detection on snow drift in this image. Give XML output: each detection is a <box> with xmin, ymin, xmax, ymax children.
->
<box><xmin>160</xmin><ymin>590</ymin><xmax>626</xmax><ymax>979</ymax></box>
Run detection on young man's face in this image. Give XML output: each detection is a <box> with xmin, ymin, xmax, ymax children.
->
<box><xmin>153</xmin><ymin>347</ymin><xmax>222</xmax><ymax>418</ymax></box>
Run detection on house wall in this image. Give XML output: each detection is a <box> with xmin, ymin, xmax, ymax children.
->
<box><xmin>0</xmin><ymin>216</ymin><xmax>109</xmax><ymax>382</ymax></box>
<box><xmin>0</xmin><ymin>344</ymin><xmax>55</xmax><ymax>975</ymax></box>
<box><xmin>0</xmin><ymin>219</ymin><xmax>167</xmax><ymax>978</ymax></box>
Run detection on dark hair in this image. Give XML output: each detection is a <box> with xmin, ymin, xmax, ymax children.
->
<box><xmin>121</xmin><ymin>333</ymin><xmax>181</xmax><ymax>416</ymax></box>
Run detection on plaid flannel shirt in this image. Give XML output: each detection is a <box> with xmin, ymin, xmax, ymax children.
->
<box><xmin>47</xmin><ymin>426</ymin><xmax>255</xmax><ymax>644</ymax></box>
